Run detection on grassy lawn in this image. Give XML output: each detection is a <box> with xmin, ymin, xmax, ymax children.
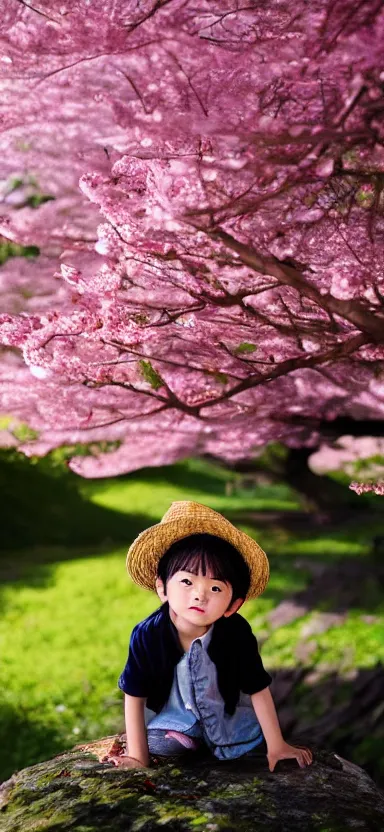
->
<box><xmin>0</xmin><ymin>455</ymin><xmax>383</xmax><ymax>782</ymax></box>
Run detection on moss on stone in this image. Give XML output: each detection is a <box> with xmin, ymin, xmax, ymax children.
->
<box><xmin>1</xmin><ymin>740</ymin><xmax>384</xmax><ymax>832</ymax></box>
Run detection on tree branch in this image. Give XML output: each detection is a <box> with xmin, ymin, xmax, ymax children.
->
<box><xmin>198</xmin><ymin>226</ymin><xmax>384</xmax><ymax>342</ymax></box>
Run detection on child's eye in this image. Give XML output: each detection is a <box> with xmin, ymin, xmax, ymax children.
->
<box><xmin>181</xmin><ymin>578</ymin><xmax>192</xmax><ymax>585</ymax></box>
<box><xmin>211</xmin><ymin>586</ymin><xmax>221</xmax><ymax>592</ymax></box>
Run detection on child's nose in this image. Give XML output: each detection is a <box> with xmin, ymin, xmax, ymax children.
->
<box><xmin>194</xmin><ymin>589</ymin><xmax>207</xmax><ymax>601</ymax></box>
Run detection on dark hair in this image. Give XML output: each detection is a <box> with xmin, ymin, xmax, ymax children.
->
<box><xmin>156</xmin><ymin>533</ymin><xmax>250</xmax><ymax>604</ymax></box>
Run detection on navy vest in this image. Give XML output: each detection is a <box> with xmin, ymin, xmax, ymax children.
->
<box><xmin>118</xmin><ymin>602</ymin><xmax>272</xmax><ymax>716</ymax></box>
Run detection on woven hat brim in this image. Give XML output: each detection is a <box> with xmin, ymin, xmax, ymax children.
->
<box><xmin>126</xmin><ymin>515</ymin><xmax>269</xmax><ymax>600</ymax></box>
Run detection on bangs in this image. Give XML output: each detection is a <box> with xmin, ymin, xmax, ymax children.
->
<box><xmin>167</xmin><ymin>547</ymin><xmax>230</xmax><ymax>584</ymax></box>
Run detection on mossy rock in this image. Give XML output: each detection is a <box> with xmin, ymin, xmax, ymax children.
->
<box><xmin>1</xmin><ymin>736</ymin><xmax>384</xmax><ymax>831</ymax></box>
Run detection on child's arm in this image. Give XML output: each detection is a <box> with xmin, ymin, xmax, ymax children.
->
<box><xmin>124</xmin><ymin>694</ymin><xmax>150</xmax><ymax>765</ymax></box>
<box><xmin>109</xmin><ymin>694</ymin><xmax>150</xmax><ymax>768</ymax></box>
<box><xmin>251</xmin><ymin>687</ymin><xmax>313</xmax><ymax>772</ymax></box>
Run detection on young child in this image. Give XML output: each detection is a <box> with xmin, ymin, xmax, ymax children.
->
<box><xmin>108</xmin><ymin>501</ymin><xmax>313</xmax><ymax>772</ymax></box>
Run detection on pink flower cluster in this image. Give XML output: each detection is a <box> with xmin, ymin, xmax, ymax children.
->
<box><xmin>0</xmin><ymin>1</ymin><xmax>383</xmax><ymax>477</ymax></box>
<box><xmin>349</xmin><ymin>482</ymin><xmax>384</xmax><ymax>496</ymax></box>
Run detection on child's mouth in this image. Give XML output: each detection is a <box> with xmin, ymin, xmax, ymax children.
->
<box><xmin>190</xmin><ymin>606</ymin><xmax>205</xmax><ymax>613</ymax></box>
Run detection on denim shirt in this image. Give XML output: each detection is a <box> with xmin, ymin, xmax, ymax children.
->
<box><xmin>119</xmin><ymin>602</ymin><xmax>272</xmax><ymax>716</ymax></box>
<box><xmin>144</xmin><ymin>623</ymin><xmax>266</xmax><ymax>761</ymax></box>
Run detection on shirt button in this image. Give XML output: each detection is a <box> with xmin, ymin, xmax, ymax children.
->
<box><xmin>186</xmin><ymin>703</ymin><xmax>192</xmax><ymax>710</ymax></box>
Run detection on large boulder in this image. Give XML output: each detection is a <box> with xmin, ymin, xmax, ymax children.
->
<box><xmin>1</xmin><ymin>735</ymin><xmax>384</xmax><ymax>831</ymax></box>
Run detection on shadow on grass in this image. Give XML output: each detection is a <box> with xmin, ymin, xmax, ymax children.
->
<box><xmin>1</xmin><ymin>514</ymin><xmax>142</xmax><ymax>583</ymax></box>
<box><xmin>0</xmin><ymin>702</ymin><xmax>68</xmax><ymax>784</ymax></box>
<box><xmin>0</xmin><ymin>450</ymin><xmax>149</xmax><ymax>555</ymax></box>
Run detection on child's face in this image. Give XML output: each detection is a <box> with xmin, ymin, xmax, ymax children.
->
<box><xmin>155</xmin><ymin>568</ymin><xmax>244</xmax><ymax>625</ymax></box>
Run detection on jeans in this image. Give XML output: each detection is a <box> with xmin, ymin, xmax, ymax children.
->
<box><xmin>147</xmin><ymin>727</ymin><xmax>268</xmax><ymax>759</ymax></box>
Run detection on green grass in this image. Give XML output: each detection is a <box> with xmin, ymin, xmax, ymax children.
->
<box><xmin>0</xmin><ymin>453</ymin><xmax>383</xmax><ymax>783</ymax></box>
<box><xmin>262</xmin><ymin>610</ymin><xmax>384</xmax><ymax>669</ymax></box>
<box><xmin>0</xmin><ymin>549</ymin><xmax>158</xmax><ymax>773</ymax></box>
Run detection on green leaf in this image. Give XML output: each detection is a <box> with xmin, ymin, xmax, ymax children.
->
<box><xmin>138</xmin><ymin>360</ymin><xmax>165</xmax><ymax>390</ymax></box>
<box><xmin>23</xmin><ymin>245</ymin><xmax>40</xmax><ymax>258</ymax></box>
<box><xmin>7</xmin><ymin>177</ymin><xmax>24</xmax><ymax>192</ymax></box>
<box><xmin>0</xmin><ymin>241</ymin><xmax>40</xmax><ymax>266</ymax></box>
<box><xmin>24</xmin><ymin>194</ymin><xmax>55</xmax><ymax>209</ymax></box>
<box><xmin>0</xmin><ymin>242</ymin><xmax>13</xmax><ymax>265</ymax></box>
<box><xmin>233</xmin><ymin>342</ymin><xmax>257</xmax><ymax>355</ymax></box>
<box><xmin>204</xmin><ymin>370</ymin><xmax>228</xmax><ymax>384</ymax></box>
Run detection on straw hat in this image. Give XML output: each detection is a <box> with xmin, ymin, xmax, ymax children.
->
<box><xmin>126</xmin><ymin>500</ymin><xmax>269</xmax><ymax>600</ymax></box>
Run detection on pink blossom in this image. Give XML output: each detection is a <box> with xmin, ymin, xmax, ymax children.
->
<box><xmin>349</xmin><ymin>481</ymin><xmax>384</xmax><ymax>496</ymax></box>
<box><xmin>0</xmin><ymin>1</ymin><xmax>383</xmax><ymax>476</ymax></box>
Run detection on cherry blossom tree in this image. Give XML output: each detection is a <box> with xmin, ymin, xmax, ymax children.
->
<box><xmin>0</xmin><ymin>0</ymin><xmax>383</xmax><ymax>487</ymax></box>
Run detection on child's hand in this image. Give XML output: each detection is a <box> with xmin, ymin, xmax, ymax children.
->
<box><xmin>267</xmin><ymin>741</ymin><xmax>313</xmax><ymax>772</ymax></box>
<box><xmin>104</xmin><ymin>753</ymin><xmax>148</xmax><ymax>769</ymax></box>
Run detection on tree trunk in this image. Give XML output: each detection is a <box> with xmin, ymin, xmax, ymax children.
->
<box><xmin>284</xmin><ymin>448</ymin><xmax>361</xmax><ymax>515</ymax></box>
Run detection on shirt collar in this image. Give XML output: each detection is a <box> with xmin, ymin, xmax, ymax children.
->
<box><xmin>164</xmin><ymin>602</ymin><xmax>214</xmax><ymax>652</ymax></box>
<box><xmin>192</xmin><ymin>623</ymin><xmax>213</xmax><ymax>650</ymax></box>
